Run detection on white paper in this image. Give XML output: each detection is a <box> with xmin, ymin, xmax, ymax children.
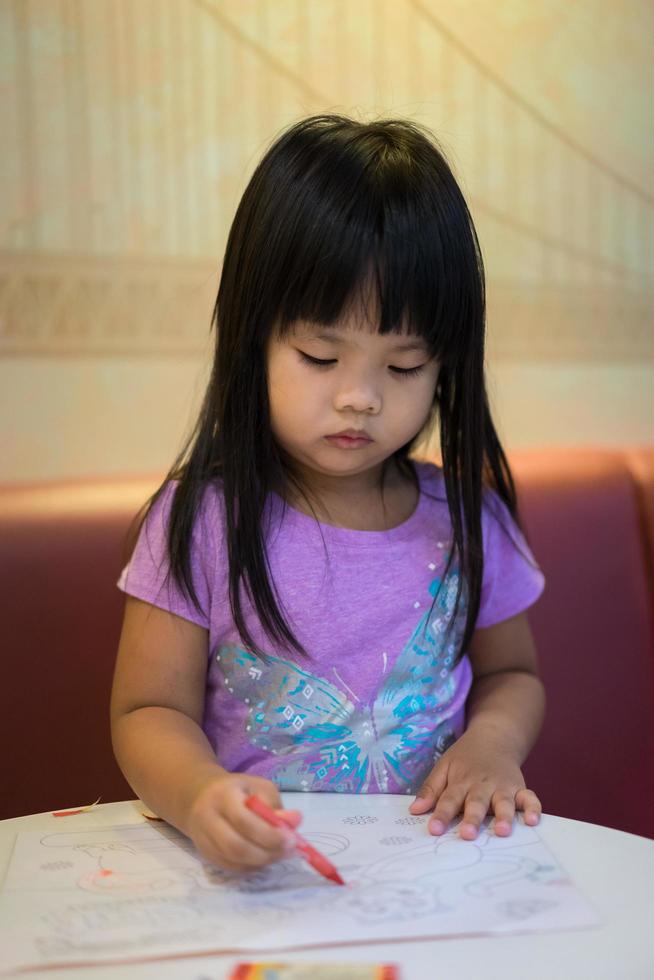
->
<box><xmin>0</xmin><ymin>794</ymin><xmax>599</xmax><ymax>973</ymax></box>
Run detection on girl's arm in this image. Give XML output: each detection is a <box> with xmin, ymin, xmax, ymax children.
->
<box><xmin>409</xmin><ymin>609</ymin><xmax>546</xmax><ymax>838</ymax></box>
<box><xmin>110</xmin><ymin>596</ymin><xmax>298</xmax><ymax>868</ymax></box>
<box><xmin>464</xmin><ymin>609</ymin><xmax>545</xmax><ymax>762</ymax></box>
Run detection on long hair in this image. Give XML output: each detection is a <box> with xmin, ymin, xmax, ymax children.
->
<box><xmin>124</xmin><ymin>113</ymin><xmax>528</xmax><ymax>664</ymax></box>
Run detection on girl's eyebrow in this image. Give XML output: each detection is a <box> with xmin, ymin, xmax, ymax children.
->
<box><xmin>301</xmin><ymin>327</ymin><xmax>429</xmax><ymax>354</ymax></box>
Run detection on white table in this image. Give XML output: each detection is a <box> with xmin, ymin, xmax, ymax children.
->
<box><xmin>1</xmin><ymin>798</ymin><xmax>653</xmax><ymax>979</ymax></box>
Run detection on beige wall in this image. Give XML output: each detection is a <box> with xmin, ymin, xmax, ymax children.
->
<box><xmin>1</xmin><ymin>0</ymin><xmax>652</xmax><ymax>483</ymax></box>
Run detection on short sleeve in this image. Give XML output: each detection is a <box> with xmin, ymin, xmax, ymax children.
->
<box><xmin>475</xmin><ymin>489</ymin><xmax>546</xmax><ymax>629</ymax></box>
<box><xmin>116</xmin><ymin>481</ymin><xmax>217</xmax><ymax>629</ymax></box>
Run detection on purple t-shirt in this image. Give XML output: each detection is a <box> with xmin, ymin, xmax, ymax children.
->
<box><xmin>117</xmin><ymin>460</ymin><xmax>545</xmax><ymax>795</ymax></box>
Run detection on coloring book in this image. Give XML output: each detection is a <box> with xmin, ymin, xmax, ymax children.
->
<box><xmin>0</xmin><ymin>794</ymin><xmax>599</xmax><ymax>973</ymax></box>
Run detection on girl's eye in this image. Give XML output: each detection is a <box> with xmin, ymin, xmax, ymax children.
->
<box><xmin>298</xmin><ymin>350</ymin><xmax>425</xmax><ymax>378</ymax></box>
<box><xmin>389</xmin><ymin>364</ymin><xmax>425</xmax><ymax>378</ymax></box>
<box><xmin>298</xmin><ymin>351</ymin><xmax>336</xmax><ymax>369</ymax></box>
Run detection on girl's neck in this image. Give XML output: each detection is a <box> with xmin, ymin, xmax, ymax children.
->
<box><xmin>276</xmin><ymin>458</ymin><xmax>419</xmax><ymax>531</ymax></box>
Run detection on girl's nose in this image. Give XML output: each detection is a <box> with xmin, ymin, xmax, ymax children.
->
<box><xmin>333</xmin><ymin>382</ymin><xmax>382</xmax><ymax>415</ymax></box>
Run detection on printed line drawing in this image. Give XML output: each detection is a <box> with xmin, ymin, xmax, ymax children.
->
<box><xmin>0</xmin><ymin>800</ymin><xmax>599</xmax><ymax>973</ymax></box>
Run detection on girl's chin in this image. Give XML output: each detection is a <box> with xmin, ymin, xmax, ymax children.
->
<box><xmin>291</xmin><ymin>454</ymin><xmax>379</xmax><ymax>475</ymax></box>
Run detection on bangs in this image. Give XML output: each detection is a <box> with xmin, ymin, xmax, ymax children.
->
<box><xmin>256</xmin><ymin>117</ymin><xmax>483</xmax><ymax>366</ymax></box>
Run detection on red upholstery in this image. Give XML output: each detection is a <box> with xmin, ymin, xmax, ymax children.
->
<box><xmin>1</xmin><ymin>450</ymin><xmax>653</xmax><ymax>837</ymax></box>
<box><xmin>0</xmin><ymin>477</ymin><xmax>159</xmax><ymax>819</ymax></box>
<box><xmin>509</xmin><ymin>450</ymin><xmax>654</xmax><ymax>839</ymax></box>
<box><xmin>624</xmin><ymin>448</ymin><xmax>654</xmax><ymax>599</ymax></box>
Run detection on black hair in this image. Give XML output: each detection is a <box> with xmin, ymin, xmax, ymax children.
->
<box><xmin>124</xmin><ymin>112</ymin><xmax>533</xmax><ymax>664</ymax></box>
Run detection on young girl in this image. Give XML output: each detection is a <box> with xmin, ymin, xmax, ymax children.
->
<box><xmin>111</xmin><ymin>113</ymin><xmax>546</xmax><ymax>874</ymax></box>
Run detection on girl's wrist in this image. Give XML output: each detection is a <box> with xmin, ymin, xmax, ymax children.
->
<box><xmin>462</xmin><ymin>717</ymin><xmax>528</xmax><ymax>764</ymax></box>
<box><xmin>176</xmin><ymin>762</ymin><xmax>232</xmax><ymax>828</ymax></box>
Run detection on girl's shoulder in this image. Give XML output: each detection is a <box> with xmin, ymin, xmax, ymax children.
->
<box><xmin>411</xmin><ymin>457</ymin><xmax>524</xmax><ymax>545</ymax></box>
<box><xmin>411</xmin><ymin>456</ymin><xmax>446</xmax><ymax>498</ymax></box>
<box><xmin>144</xmin><ymin>475</ymin><xmax>227</xmax><ymax>546</ymax></box>
<box><xmin>151</xmin><ymin>474</ymin><xmax>224</xmax><ymax>509</ymax></box>
<box><xmin>412</xmin><ymin>457</ymin><xmax>513</xmax><ymax>511</ymax></box>
<box><xmin>119</xmin><ymin>476</ymin><xmax>227</xmax><ymax>627</ymax></box>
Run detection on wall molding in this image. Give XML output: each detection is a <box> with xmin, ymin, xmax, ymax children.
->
<box><xmin>1</xmin><ymin>250</ymin><xmax>650</xmax><ymax>361</ymax></box>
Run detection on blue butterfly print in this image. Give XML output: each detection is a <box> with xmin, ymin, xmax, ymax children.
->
<box><xmin>212</xmin><ymin>567</ymin><xmax>470</xmax><ymax>794</ymax></box>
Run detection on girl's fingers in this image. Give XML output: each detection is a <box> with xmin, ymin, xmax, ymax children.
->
<box><xmin>491</xmin><ymin>792</ymin><xmax>516</xmax><ymax>836</ymax></box>
<box><xmin>515</xmin><ymin>788</ymin><xmax>542</xmax><ymax>825</ymax></box>
<box><xmin>216</xmin><ymin>796</ymin><xmax>294</xmax><ymax>857</ymax></box>
<box><xmin>275</xmin><ymin>808</ymin><xmax>302</xmax><ymax>828</ymax></box>
<box><xmin>204</xmin><ymin>814</ymin><xmax>291</xmax><ymax>869</ymax></box>
<box><xmin>459</xmin><ymin>790</ymin><xmax>493</xmax><ymax>840</ymax></box>
<box><xmin>235</xmin><ymin>808</ymin><xmax>295</xmax><ymax>855</ymax></box>
<box><xmin>428</xmin><ymin>787</ymin><xmax>467</xmax><ymax>836</ymax></box>
<box><xmin>237</xmin><ymin>778</ymin><xmax>283</xmax><ymax>813</ymax></box>
<box><xmin>410</xmin><ymin>766</ymin><xmax>448</xmax><ymax>814</ymax></box>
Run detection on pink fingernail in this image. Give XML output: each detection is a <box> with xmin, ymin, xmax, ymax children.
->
<box><xmin>430</xmin><ymin>819</ymin><xmax>445</xmax><ymax>835</ymax></box>
<box><xmin>460</xmin><ymin>823</ymin><xmax>477</xmax><ymax>839</ymax></box>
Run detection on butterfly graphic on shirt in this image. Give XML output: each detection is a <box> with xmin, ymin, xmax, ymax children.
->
<box><xmin>212</xmin><ymin>568</ymin><xmax>470</xmax><ymax>794</ymax></box>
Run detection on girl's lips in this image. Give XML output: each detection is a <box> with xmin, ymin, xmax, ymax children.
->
<box><xmin>325</xmin><ymin>434</ymin><xmax>373</xmax><ymax>449</ymax></box>
<box><xmin>327</xmin><ymin>428</ymin><xmax>372</xmax><ymax>439</ymax></box>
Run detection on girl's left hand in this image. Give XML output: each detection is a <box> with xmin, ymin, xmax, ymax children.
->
<box><xmin>408</xmin><ymin>728</ymin><xmax>542</xmax><ymax>839</ymax></box>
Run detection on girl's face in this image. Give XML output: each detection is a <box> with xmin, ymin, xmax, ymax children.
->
<box><xmin>266</xmin><ymin>306</ymin><xmax>439</xmax><ymax>492</ymax></box>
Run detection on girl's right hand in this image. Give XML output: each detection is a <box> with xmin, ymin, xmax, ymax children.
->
<box><xmin>184</xmin><ymin>771</ymin><xmax>302</xmax><ymax>871</ymax></box>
